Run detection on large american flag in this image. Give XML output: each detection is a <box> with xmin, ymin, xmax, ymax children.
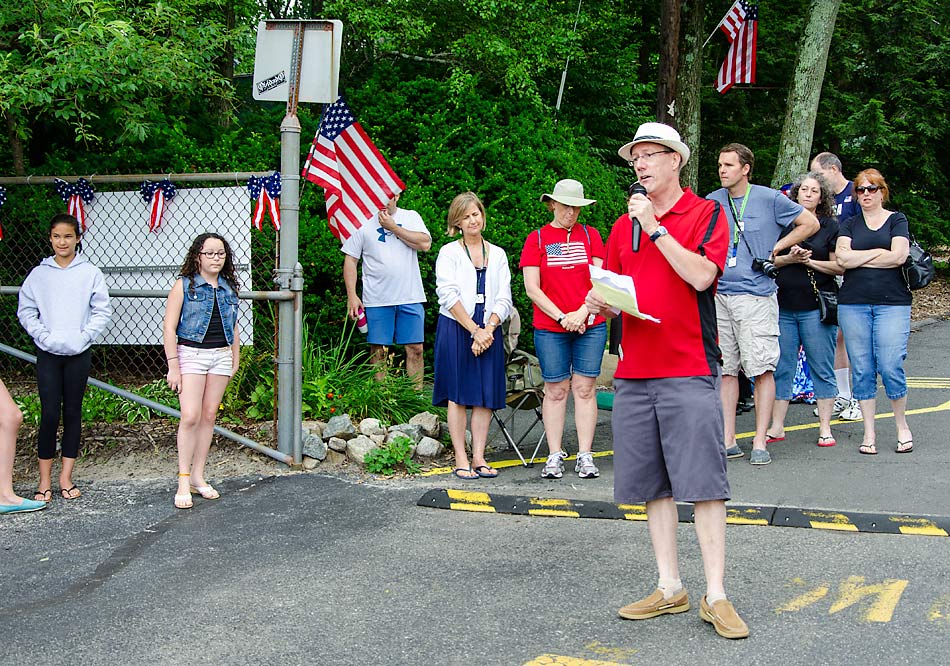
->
<box><xmin>302</xmin><ymin>97</ymin><xmax>405</xmax><ymax>241</ymax></box>
<box><xmin>545</xmin><ymin>241</ymin><xmax>589</xmax><ymax>268</ymax></box>
<box><xmin>715</xmin><ymin>0</ymin><xmax>758</xmax><ymax>94</ymax></box>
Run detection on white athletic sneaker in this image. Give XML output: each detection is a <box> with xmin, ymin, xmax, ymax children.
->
<box><xmin>575</xmin><ymin>451</ymin><xmax>600</xmax><ymax>479</ymax></box>
<box><xmin>815</xmin><ymin>395</ymin><xmax>850</xmax><ymax>417</ymax></box>
<box><xmin>838</xmin><ymin>399</ymin><xmax>863</xmax><ymax>421</ymax></box>
<box><xmin>541</xmin><ymin>451</ymin><xmax>567</xmax><ymax>479</ymax></box>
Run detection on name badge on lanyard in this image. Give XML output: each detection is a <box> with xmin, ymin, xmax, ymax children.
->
<box><xmin>475</xmin><ymin>294</ymin><xmax>485</xmax><ymax>304</ymax></box>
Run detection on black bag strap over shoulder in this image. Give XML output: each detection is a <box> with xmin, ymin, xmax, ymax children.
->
<box><xmin>903</xmin><ymin>234</ymin><xmax>935</xmax><ymax>291</ymax></box>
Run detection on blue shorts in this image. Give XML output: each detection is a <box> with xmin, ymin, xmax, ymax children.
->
<box><xmin>533</xmin><ymin>323</ymin><xmax>607</xmax><ymax>383</ymax></box>
<box><xmin>365</xmin><ymin>303</ymin><xmax>425</xmax><ymax>346</ymax></box>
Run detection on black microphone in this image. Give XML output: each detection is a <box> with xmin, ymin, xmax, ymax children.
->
<box><xmin>628</xmin><ymin>182</ymin><xmax>647</xmax><ymax>252</ymax></box>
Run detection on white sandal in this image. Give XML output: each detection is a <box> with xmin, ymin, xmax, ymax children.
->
<box><xmin>175</xmin><ymin>472</ymin><xmax>194</xmax><ymax>509</ymax></box>
<box><xmin>190</xmin><ymin>484</ymin><xmax>220</xmax><ymax>500</ymax></box>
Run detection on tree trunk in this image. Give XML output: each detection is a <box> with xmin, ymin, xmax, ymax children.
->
<box><xmin>675</xmin><ymin>0</ymin><xmax>704</xmax><ymax>192</ymax></box>
<box><xmin>214</xmin><ymin>2</ymin><xmax>236</xmax><ymax>128</ymax></box>
<box><xmin>771</xmin><ymin>0</ymin><xmax>843</xmax><ymax>188</ymax></box>
<box><xmin>5</xmin><ymin>111</ymin><xmax>25</xmax><ymax>176</ymax></box>
<box><xmin>656</xmin><ymin>0</ymin><xmax>680</xmax><ymax>124</ymax></box>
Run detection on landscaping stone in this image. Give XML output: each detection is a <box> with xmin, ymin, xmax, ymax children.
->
<box><xmin>324</xmin><ymin>414</ymin><xmax>357</xmax><ymax>440</ymax></box>
<box><xmin>408</xmin><ymin>412</ymin><xmax>440</xmax><ymax>438</ymax></box>
<box><xmin>302</xmin><ymin>432</ymin><xmax>327</xmax><ymax>461</ymax></box>
<box><xmin>346</xmin><ymin>435</ymin><xmax>378</xmax><ymax>463</ymax></box>
<box><xmin>301</xmin><ymin>420</ymin><xmax>325</xmax><ymax>438</ymax></box>
<box><xmin>302</xmin><ymin>456</ymin><xmax>319</xmax><ymax>470</ymax></box>
<box><xmin>414</xmin><ymin>436</ymin><xmax>443</xmax><ymax>459</ymax></box>
<box><xmin>324</xmin><ymin>449</ymin><xmax>347</xmax><ymax>466</ymax></box>
<box><xmin>370</xmin><ymin>434</ymin><xmax>386</xmax><ymax>445</ymax></box>
<box><xmin>327</xmin><ymin>437</ymin><xmax>348</xmax><ymax>453</ymax></box>
<box><xmin>388</xmin><ymin>423</ymin><xmax>424</xmax><ymax>443</ymax></box>
<box><xmin>358</xmin><ymin>418</ymin><xmax>387</xmax><ymax>437</ymax></box>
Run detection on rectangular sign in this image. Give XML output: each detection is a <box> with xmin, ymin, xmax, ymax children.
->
<box><xmin>252</xmin><ymin>20</ymin><xmax>342</xmax><ymax>104</ymax></box>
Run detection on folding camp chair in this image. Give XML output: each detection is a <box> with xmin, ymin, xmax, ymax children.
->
<box><xmin>492</xmin><ymin>308</ymin><xmax>547</xmax><ymax>467</ymax></box>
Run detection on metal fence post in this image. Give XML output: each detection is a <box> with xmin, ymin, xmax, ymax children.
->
<box><xmin>292</xmin><ymin>262</ymin><xmax>304</xmax><ymax>464</ymax></box>
<box><xmin>276</xmin><ymin>112</ymin><xmax>302</xmax><ymax>459</ymax></box>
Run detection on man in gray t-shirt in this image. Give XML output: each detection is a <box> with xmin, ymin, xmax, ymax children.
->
<box><xmin>706</xmin><ymin>143</ymin><xmax>818</xmax><ymax>466</ymax></box>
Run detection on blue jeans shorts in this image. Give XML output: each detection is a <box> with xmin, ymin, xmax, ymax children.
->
<box><xmin>365</xmin><ymin>303</ymin><xmax>425</xmax><ymax>346</ymax></box>
<box><xmin>533</xmin><ymin>323</ymin><xmax>607</xmax><ymax>383</ymax></box>
<box><xmin>838</xmin><ymin>304</ymin><xmax>910</xmax><ymax>401</ymax></box>
<box><xmin>775</xmin><ymin>308</ymin><xmax>838</xmax><ymax>401</ymax></box>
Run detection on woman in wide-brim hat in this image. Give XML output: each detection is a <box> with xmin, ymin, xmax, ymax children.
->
<box><xmin>519</xmin><ymin>179</ymin><xmax>607</xmax><ymax>481</ymax></box>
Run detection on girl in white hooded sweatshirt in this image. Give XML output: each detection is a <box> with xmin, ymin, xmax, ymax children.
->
<box><xmin>17</xmin><ymin>214</ymin><xmax>111</xmax><ymax>503</ymax></box>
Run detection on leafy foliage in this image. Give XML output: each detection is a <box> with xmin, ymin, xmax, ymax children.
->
<box><xmin>363</xmin><ymin>434</ymin><xmax>421</xmax><ymax>476</ymax></box>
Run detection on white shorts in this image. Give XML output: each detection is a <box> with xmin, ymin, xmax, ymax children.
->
<box><xmin>177</xmin><ymin>345</ymin><xmax>233</xmax><ymax>377</ymax></box>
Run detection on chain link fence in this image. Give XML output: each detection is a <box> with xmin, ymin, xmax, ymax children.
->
<box><xmin>0</xmin><ymin>173</ymin><xmax>280</xmax><ymax>430</ymax></box>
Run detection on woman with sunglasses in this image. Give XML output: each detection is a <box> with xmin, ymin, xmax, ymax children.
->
<box><xmin>163</xmin><ymin>234</ymin><xmax>241</xmax><ymax>508</ymax></box>
<box><xmin>835</xmin><ymin>170</ymin><xmax>913</xmax><ymax>456</ymax></box>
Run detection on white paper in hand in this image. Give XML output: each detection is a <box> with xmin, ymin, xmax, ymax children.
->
<box><xmin>589</xmin><ymin>264</ymin><xmax>660</xmax><ymax>323</ymax></box>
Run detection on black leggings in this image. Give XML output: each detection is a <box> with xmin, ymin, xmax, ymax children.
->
<box><xmin>35</xmin><ymin>348</ymin><xmax>91</xmax><ymax>460</ymax></box>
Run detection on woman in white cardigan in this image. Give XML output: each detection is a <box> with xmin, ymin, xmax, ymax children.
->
<box><xmin>432</xmin><ymin>192</ymin><xmax>512</xmax><ymax>480</ymax></box>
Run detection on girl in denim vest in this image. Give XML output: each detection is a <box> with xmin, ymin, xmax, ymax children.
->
<box><xmin>163</xmin><ymin>233</ymin><xmax>240</xmax><ymax>509</ymax></box>
<box><xmin>18</xmin><ymin>213</ymin><xmax>111</xmax><ymax>504</ymax></box>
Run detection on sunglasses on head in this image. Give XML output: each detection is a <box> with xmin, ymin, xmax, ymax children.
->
<box><xmin>855</xmin><ymin>185</ymin><xmax>881</xmax><ymax>194</ymax></box>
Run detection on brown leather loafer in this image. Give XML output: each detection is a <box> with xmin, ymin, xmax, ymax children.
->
<box><xmin>699</xmin><ymin>596</ymin><xmax>749</xmax><ymax>639</ymax></box>
<box><xmin>618</xmin><ymin>588</ymin><xmax>690</xmax><ymax>620</ymax></box>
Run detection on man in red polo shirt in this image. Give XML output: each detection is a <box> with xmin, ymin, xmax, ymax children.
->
<box><xmin>586</xmin><ymin>122</ymin><xmax>748</xmax><ymax>639</ymax></box>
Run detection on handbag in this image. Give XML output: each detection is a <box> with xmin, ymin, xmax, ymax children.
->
<box><xmin>903</xmin><ymin>235</ymin><xmax>935</xmax><ymax>290</ymax></box>
<box><xmin>808</xmin><ymin>270</ymin><xmax>838</xmax><ymax>326</ymax></box>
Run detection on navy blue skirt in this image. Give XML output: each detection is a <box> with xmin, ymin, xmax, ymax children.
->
<box><xmin>432</xmin><ymin>314</ymin><xmax>506</xmax><ymax>410</ymax></box>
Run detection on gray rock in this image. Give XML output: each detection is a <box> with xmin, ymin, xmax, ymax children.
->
<box><xmin>439</xmin><ymin>421</ymin><xmax>451</xmax><ymax>442</ymax></box>
<box><xmin>302</xmin><ymin>456</ymin><xmax>319</xmax><ymax>470</ymax></box>
<box><xmin>324</xmin><ymin>414</ymin><xmax>357</xmax><ymax>440</ymax></box>
<box><xmin>346</xmin><ymin>435</ymin><xmax>379</xmax><ymax>464</ymax></box>
<box><xmin>414</xmin><ymin>436</ymin><xmax>443</xmax><ymax>459</ymax></box>
<box><xmin>388</xmin><ymin>423</ymin><xmax>424</xmax><ymax>443</ymax></box>
<box><xmin>327</xmin><ymin>437</ymin><xmax>348</xmax><ymax>453</ymax></box>
<box><xmin>301</xmin><ymin>432</ymin><xmax>327</xmax><ymax>461</ymax></box>
<box><xmin>409</xmin><ymin>412</ymin><xmax>440</xmax><ymax>438</ymax></box>
<box><xmin>370</xmin><ymin>434</ymin><xmax>386</xmax><ymax>445</ymax></box>
<box><xmin>358</xmin><ymin>418</ymin><xmax>387</xmax><ymax>437</ymax></box>
<box><xmin>256</xmin><ymin>421</ymin><xmax>276</xmax><ymax>442</ymax></box>
<box><xmin>324</xmin><ymin>449</ymin><xmax>346</xmax><ymax>466</ymax></box>
<box><xmin>301</xmin><ymin>420</ymin><xmax>325</xmax><ymax>438</ymax></box>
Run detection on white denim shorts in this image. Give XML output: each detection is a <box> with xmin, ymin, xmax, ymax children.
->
<box><xmin>177</xmin><ymin>345</ymin><xmax>233</xmax><ymax>377</ymax></box>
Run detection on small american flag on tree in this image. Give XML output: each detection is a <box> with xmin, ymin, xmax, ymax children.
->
<box><xmin>715</xmin><ymin>0</ymin><xmax>758</xmax><ymax>94</ymax></box>
<box><xmin>302</xmin><ymin>97</ymin><xmax>405</xmax><ymax>241</ymax></box>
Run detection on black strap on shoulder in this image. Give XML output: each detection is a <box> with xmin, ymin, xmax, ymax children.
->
<box><xmin>698</xmin><ymin>201</ymin><xmax>721</xmax><ymax>257</ymax></box>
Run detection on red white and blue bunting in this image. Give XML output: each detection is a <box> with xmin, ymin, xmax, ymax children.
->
<box><xmin>0</xmin><ymin>186</ymin><xmax>6</xmax><ymax>240</ymax></box>
<box><xmin>140</xmin><ymin>179</ymin><xmax>177</xmax><ymax>232</ymax></box>
<box><xmin>54</xmin><ymin>178</ymin><xmax>95</xmax><ymax>232</ymax></box>
<box><xmin>247</xmin><ymin>172</ymin><xmax>281</xmax><ymax>231</ymax></box>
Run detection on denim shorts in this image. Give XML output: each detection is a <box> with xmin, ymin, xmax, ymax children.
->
<box><xmin>178</xmin><ymin>345</ymin><xmax>233</xmax><ymax>377</ymax></box>
<box><xmin>365</xmin><ymin>303</ymin><xmax>425</xmax><ymax>346</ymax></box>
<box><xmin>838</xmin><ymin>304</ymin><xmax>910</xmax><ymax>401</ymax></box>
<box><xmin>533</xmin><ymin>323</ymin><xmax>607</xmax><ymax>383</ymax></box>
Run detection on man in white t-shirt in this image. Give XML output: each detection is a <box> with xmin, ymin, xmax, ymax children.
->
<box><xmin>342</xmin><ymin>193</ymin><xmax>432</xmax><ymax>387</ymax></box>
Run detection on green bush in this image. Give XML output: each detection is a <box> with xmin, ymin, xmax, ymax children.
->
<box><xmin>363</xmin><ymin>434</ymin><xmax>421</xmax><ymax>476</ymax></box>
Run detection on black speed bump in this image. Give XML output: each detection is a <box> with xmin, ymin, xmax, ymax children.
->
<box><xmin>417</xmin><ymin>488</ymin><xmax>950</xmax><ymax>537</ymax></box>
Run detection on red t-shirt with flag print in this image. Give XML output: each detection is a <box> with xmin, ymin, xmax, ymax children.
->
<box><xmin>519</xmin><ymin>223</ymin><xmax>606</xmax><ymax>332</ymax></box>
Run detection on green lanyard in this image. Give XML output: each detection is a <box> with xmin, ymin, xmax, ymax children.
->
<box><xmin>728</xmin><ymin>187</ymin><xmax>751</xmax><ymax>248</ymax></box>
<box><xmin>461</xmin><ymin>238</ymin><xmax>488</xmax><ymax>267</ymax></box>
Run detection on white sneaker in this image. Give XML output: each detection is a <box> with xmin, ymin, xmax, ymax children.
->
<box><xmin>815</xmin><ymin>396</ymin><xmax>850</xmax><ymax>417</ymax></box>
<box><xmin>575</xmin><ymin>451</ymin><xmax>600</xmax><ymax>479</ymax></box>
<box><xmin>541</xmin><ymin>451</ymin><xmax>567</xmax><ymax>479</ymax></box>
<box><xmin>838</xmin><ymin>400</ymin><xmax>863</xmax><ymax>421</ymax></box>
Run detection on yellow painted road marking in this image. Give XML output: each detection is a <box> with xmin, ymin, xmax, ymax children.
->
<box><xmin>446</xmin><ymin>489</ymin><xmax>496</xmax><ymax>513</ymax></box>
<box><xmin>802</xmin><ymin>510</ymin><xmax>859</xmax><ymax>531</ymax></box>
<box><xmin>528</xmin><ymin>497</ymin><xmax>580</xmax><ymax>518</ymax></box>
<box><xmin>422</xmin><ymin>397</ymin><xmax>950</xmax><ymax>476</ymax></box>
<box><xmin>776</xmin><ymin>578</ymin><xmax>830</xmax><ymax>614</ymax></box>
<box><xmin>890</xmin><ymin>516</ymin><xmax>949</xmax><ymax>537</ymax></box>
<box><xmin>727</xmin><ymin>507</ymin><xmax>769</xmax><ymax>525</ymax></box>
<box><xmin>523</xmin><ymin>656</ymin><xmax>628</xmax><ymax>666</ymax></box>
<box><xmin>928</xmin><ymin>594</ymin><xmax>950</xmax><ymax>625</ymax></box>
<box><xmin>617</xmin><ymin>503</ymin><xmax>647</xmax><ymax>521</ymax></box>
<box><xmin>829</xmin><ymin>576</ymin><xmax>908</xmax><ymax>623</ymax></box>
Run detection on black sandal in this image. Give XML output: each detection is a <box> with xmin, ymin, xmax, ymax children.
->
<box><xmin>34</xmin><ymin>488</ymin><xmax>52</xmax><ymax>503</ymax></box>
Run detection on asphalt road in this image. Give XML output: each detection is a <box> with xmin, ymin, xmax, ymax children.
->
<box><xmin>2</xmin><ymin>319</ymin><xmax>950</xmax><ymax>665</ymax></box>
